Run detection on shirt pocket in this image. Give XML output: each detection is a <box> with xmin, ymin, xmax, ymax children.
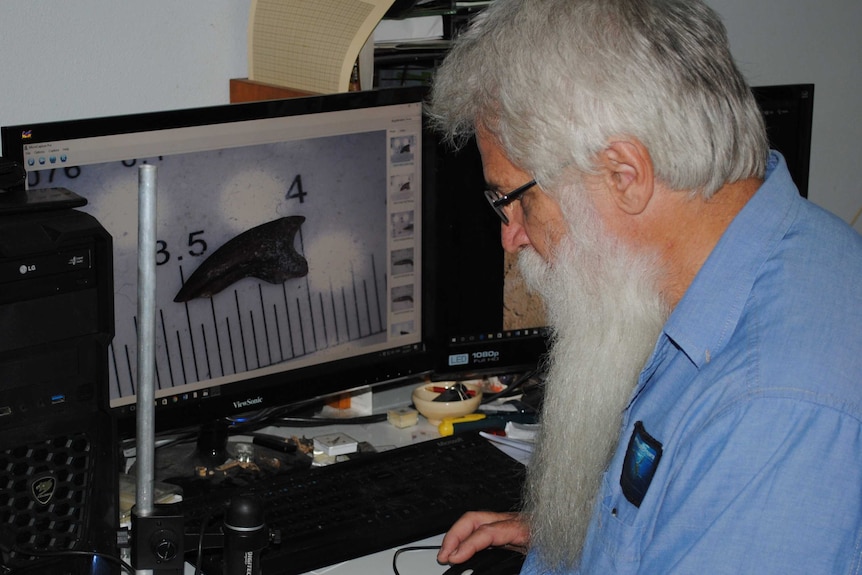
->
<box><xmin>585</xmin><ymin>472</ymin><xmax>643</xmax><ymax>569</ymax></box>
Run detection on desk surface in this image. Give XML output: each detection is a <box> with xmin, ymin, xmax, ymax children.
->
<box><xmin>183</xmin><ymin>535</ymin><xmax>448</xmax><ymax>575</ymax></box>
<box><xmin>301</xmin><ymin>534</ymin><xmax>447</xmax><ymax>575</ymax></box>
<box><xmin>175</xmin><ymin>383</ymin><xmax>529</xmax><ymax>575</ymax></box>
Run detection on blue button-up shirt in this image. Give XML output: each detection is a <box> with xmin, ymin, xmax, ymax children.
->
<box><xmin>522</xmin><ymin>152</ymin><xmax>862</xmax><ymax>574</ymax></box>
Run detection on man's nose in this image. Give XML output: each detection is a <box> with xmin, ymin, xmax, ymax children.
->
<box><xmin>500</xmin><ymin>208</ymin><xmax>531</xmax><ymax>253</ymax></box>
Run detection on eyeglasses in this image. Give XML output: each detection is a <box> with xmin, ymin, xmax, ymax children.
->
<box><xmin>483</xmin><ymin>179</ymin><xmax>537</xmax><ymax>224</ymax></box>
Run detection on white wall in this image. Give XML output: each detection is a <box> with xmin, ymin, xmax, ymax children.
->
<box><xmin>712</xmin><ymin>0</ymin><xmax>862</xmax><ymax>229</ymax></box>
<box><xmin>0</xmin><ymin>1</ymin><xmax>250</xmax><ymax>130</ymax></box>
<box><xmin>1</xmin><ymin>0</ymin><xmax>860</xmax><ymax>230</ymax></box>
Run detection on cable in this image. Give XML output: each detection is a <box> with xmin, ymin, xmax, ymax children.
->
<box><xmin>193</xmin><ymin>510</ymin><xmax>215</xmax><ymax>575</ymax></box>
<box><xmin>392</xmin><ymin>545</ymin><xmax>441</xmax><ymax>575</ymax></box>
<box><xmin>268</xmin><ymin>413</ymin><xmax>389</xmax><ymax>427</ymax></box>
<box><xmin>5</xmin><ymin>549</ymin><xmax>134</xmax><ymax>575</ymax></box>
<box><xmin>224</xmin><ymin>399</ymin><xmax>388</xmax><ymax>434</ymax></box>
<box><xmin>480</xmin><ymin>369</ymin><xmax>540</xmax><ymax>405</ymax></box>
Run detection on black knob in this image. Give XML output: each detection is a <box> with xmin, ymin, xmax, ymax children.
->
<box><xmin>150</xmin><ymin>529</ymin><xmax>178</xmax><ymax>561</ymax></box>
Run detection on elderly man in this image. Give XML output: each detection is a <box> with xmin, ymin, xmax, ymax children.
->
<box><xmin>429</xmin><ymin>0</ymin><xmax>862</xmax><ymax>573</ymax></box>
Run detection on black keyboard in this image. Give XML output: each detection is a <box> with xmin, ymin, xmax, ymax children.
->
<box><xmin>184</xmin><ymin>431</ymin><xmax>526</xmax><ymax>575</ymax></box>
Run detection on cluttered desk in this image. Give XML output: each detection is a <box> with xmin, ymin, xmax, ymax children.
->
<box><xmin>156</xmin><ymin>379</ymin><xmax>538</xmax><ymax>575</ymax></box>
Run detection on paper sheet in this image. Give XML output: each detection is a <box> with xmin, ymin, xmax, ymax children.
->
<box><xmin>373</xmin><ymin>15</ymin><xmax>443</xmax><ymax>43</ymax></box>
<box><xmin>248</xmin><ymin>0</ymin><xmax>395</xmax><ymax>94</ymax></box>
<box><xmin>480</xmin><ymin>428</ymin><xmax>536</xmax><ymax>466</ymax></box>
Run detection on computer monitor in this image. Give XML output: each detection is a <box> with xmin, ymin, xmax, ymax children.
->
<box><xmin>1</xmin><ymin>87</ymin><xmax>434</xmax><ymax>439</ymax></box>
<box><xmin>428</xmin><ymin>135</ymin><xmax>550</xmax><ymax>380</ymax></box>
<box><xmin>752</xmin><ymin>84</ymin><xmax>814</xmax><ymax>198</ymax></box>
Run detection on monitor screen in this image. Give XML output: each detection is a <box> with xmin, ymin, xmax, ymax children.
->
<box><xmin>752</xmin><ymin>83</ymin><xmax>814</xmax><ymax>198</ymax></box>
<box><xmin>428</xmin><ymin>136</ymin><xmax>550</xmax><ymax>380</ymax></box>
<box><xmin>2</xmin><ymin>88</ymin><xmax>432</xmax><ymax>437</ymax></box>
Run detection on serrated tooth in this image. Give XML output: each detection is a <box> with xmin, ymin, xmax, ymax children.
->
<box><xmin>174</xmin><ymin>215</ymin><xmax>308</xmax><ymax>302</ymax></box>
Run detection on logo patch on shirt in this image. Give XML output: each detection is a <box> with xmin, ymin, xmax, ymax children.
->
<box><xmin>620</xmin><ymin>421</ymin><xmax>663</xmax><ymax>508</ymax></box>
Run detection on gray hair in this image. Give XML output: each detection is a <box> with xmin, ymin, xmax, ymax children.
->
<box><xmin>428</xmin><ymin>0</ymin><xmax>769</xmax><ymax>197</ymax></box>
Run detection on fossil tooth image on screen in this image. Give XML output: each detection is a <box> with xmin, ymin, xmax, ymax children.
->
<box><xmin>174</xmin><ymin>215</ymin><xmax>308</xmax><ymax>302</ymax></box>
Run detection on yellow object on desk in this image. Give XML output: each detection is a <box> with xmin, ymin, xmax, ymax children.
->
<box><xmin>438</xmin><ymin>413</ymin><xmax>487</xmax><ymax>437</ymax></box>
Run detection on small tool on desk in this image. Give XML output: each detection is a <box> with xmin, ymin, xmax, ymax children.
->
<box><xmin>432</xmin><ymin>382</ymin><xmax>475</xmax><ymax>402</ymax></box>
<box><xmin>438</xmin><ymin>412</ymin><xmax>537</xmax><ymax>436</ymax></box>
<box><xmin>251</xmin><ymin>433</ymin><xmax>297</xmax><ymax>454</ymax></box>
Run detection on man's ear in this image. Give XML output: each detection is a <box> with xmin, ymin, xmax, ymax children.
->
<box><xmin>598</xmin><ymin>139</ymin><xmax>655</xmax><ymax>215</ymax></box>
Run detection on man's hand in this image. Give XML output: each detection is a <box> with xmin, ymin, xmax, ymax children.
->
<box><xmin>437</xmin><ymin>511</ymin><xmax>529</xmax><ymax>565</ymax></box>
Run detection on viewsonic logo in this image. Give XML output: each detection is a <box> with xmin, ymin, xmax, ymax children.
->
<box><xmin>233</xmin><ymin>396</ymin><xmax>264</xmax><ymax>409</ymax></box>
<box><xmin>31</xmin><ymin>475</ymin><xmax>57</xmax><ymax>505</ymax></box>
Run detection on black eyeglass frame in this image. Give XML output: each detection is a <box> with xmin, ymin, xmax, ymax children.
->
<box><xmin>483</xmin><ymin>179</ymin><xmax>537</xmax><ymax>224</ymax></box>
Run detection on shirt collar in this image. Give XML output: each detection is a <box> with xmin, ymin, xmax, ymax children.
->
<box><xmin>660</xmin><ymin>151</ymin><xmax>800</xmax><ymax>369</ymax></box>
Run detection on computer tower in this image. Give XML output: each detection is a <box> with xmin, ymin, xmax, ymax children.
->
<box><xmin>0</xmin><ymin>196</ymin><xmax>116</xmax><ymax>574</ymax></box>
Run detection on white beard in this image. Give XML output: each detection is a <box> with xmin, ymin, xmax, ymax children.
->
<box><xmin>520</xmin><ymin>186</ymin><xmax>669</xmax><ymax>570</ymax></box>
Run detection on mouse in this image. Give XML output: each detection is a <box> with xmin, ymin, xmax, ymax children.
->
<box><xmin>442</xmin><ymin>547</ymin><xmax>526</xmax><ymax>575</ymax></box>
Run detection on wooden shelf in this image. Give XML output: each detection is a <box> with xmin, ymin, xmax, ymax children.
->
<box><xmin>229</xmin><ymin>78</ymin><xmax>319</xmax><ymax>103</ymax></box>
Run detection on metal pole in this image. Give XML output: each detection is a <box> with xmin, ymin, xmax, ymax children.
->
<box><xmin>135</xmin><ymin>163</ymin><xmax>158</xmax><ymax>519</ymax></box>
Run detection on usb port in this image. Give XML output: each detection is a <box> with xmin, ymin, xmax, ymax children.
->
<box><xmin>51</xmin><ymin>394</ymin><xmax>66</xmax><ymax>405</ymax></box>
